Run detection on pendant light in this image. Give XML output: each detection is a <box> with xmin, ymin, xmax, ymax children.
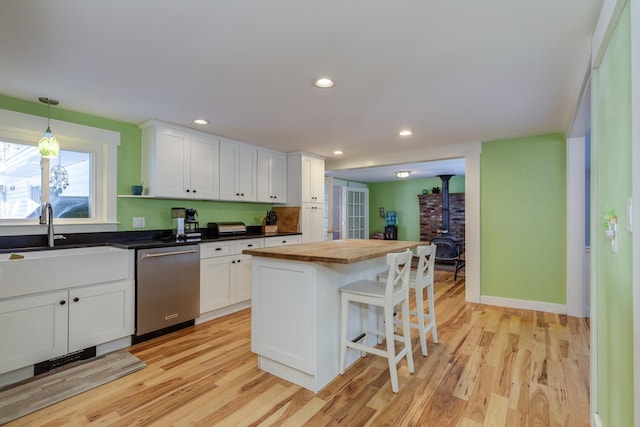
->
<box><xmin>38</xmin><ymin>97</ymin><xmax>60</xmax><ymax>158</ymax></box>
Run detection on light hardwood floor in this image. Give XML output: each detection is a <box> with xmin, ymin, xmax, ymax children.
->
<box><xmin>6</xmin><ymin>270</ymin><xmax>590</xmax><ymax>426</ymax></box>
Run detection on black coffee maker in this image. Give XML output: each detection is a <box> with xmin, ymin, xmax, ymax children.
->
<box><xmin>185</xmin><ymin>209</ymin><xmax>198</xmax><ymax>233</ymax></box>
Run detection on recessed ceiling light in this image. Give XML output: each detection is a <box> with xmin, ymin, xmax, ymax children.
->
<box><xmin>314</xmin><ymin>77</ymin><xmax>335</xmax><ymax>88</ymax></box>
<box><xmin>194</xmin><ymin>119</ymin><xmax>208</xmax><ymax>125</ymax></box>
<box><xmin>333</xmin><ymin>150</ymin><xmax>343</xmax><ymax>155</ymax></box>
<box><xmin>399</xmin><ymin>129</ymin><xmax>412</xmax><ymax>136</ymax></box>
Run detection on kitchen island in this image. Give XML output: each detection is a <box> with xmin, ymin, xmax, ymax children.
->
<box><xmin>243</xmin><ymin>239</ymin><xmax>419</xmax><ymax>392</ymax></box>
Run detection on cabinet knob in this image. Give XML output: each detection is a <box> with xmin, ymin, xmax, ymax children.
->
<box><xmin>192</xmin><ymin>189</ymin><xmax>196</xmax><ymax>193</ymax></box>
<box><xmin>236</xmin><ymin>193</ymin><xmax>240</xmax><ymax>196</ymax></box>
<box><xmin>59</xmin><ymin>300</ymin><xmax>66</xmax><ymax>305</ymax></box>
<box><xmin>237</xmin><ymin>259</ymin><xmax>241</xmax><ymax>263</ymax></box>
<box><xmin>186</xmin><ymin>189</ymin><xmax>190</xmax><ymax>193</ymax></box>
<box><xmin>241</xmin><ymin>193</ymin><xmax>245</xmax><ymax>197</ymax></box>
<box><xmin>232</xmin><ymin>260</ymin><xmax>236</xmax><ymax>264</ymax></box>
<box><xmin>215</xmin><ymin>247</ymin><xmax>222</xmax><ymax>251</ymax></box>
<box><xmin>247</xmin><ymin>244</ymin><xmax>253</xmax><ymax>247</ymax></box>
<box><xmin>73</xmin><ymin>297</ymin><xmax>80</xmax><ymax>302</ymax></box>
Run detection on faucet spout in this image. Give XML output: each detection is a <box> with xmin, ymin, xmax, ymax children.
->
<box><xmin>40</xmin><ymin>202</ymin><xmax>55</xmax><ymax>248</ymax></box>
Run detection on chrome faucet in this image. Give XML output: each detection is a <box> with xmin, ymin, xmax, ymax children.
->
<box><xmin>39</xmin><ymin>202</ymin><xmax>55</xmax><ymax>248</ymax></box>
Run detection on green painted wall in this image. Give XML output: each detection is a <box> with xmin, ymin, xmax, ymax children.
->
<box><xmin>368</xmin><ymin>176</ymin><xmax>465</xmax><ymax>241</ymax></box>
<box><xmin>594</xmin><ymin>4</ymin><xmax>634</xmax><ymax>425</ymax></box>
<box><xmin>480</xmin><ymin>133</ymin><xmax>566</xmax><ymax>304</ymax></box>
<box><xmin>0</xmin><ymin>95</ymin><xmax>273</xmax><ymax>230</ymax></box>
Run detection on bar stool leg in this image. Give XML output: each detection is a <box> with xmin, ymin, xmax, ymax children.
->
<box><xmin>427</xmin><ymin>284</ymin><xmax>438</xmax><ymax>343</ymax></box>
<box><xmin>400</xmin><ymin>297</ymin><xmax>414</xmax><ymax>373</ymax></box>
<box><xmin>384</xmin><ymin>306</ymin><xmax>399</xmax><ymax>393</ymax></box>
<box><xmin>339</xmin><ymin>293</ymin><xmax>349</xmax><ymax>374</ymax></box>
<box><xmin>415</xmin><ymin>286</ymin><xmax>428</xmax><ymax>356</ymax></box>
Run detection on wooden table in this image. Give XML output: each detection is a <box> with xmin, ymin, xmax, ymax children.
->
<box><xmin>244</xmin><ymin>239</ymin><xmax>420</xmax><ymax>392</ymax></box>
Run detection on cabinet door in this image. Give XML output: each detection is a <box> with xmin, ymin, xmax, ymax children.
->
<box><xmin>219</xmin><ymin>140</ymin><xmax>239</xmax><ymax>200</ymax></box>
<box><xmin>0</xmin><ymin>291</ymin><xmax>68</xmax><ymax>374</ymax></box>
<box><xmin>189</xmin><ymin>134</ymin><xmax>220</xmax><ymax>199</ymax></box>
<box><xmin>68</xmin><ymin>281</ymin><xmax>134</xmax><ymax>353</ymax></box>
<box><xmin>234</xmin><ymin>254</ymin><xmax>252</xmax><ymax>302</ymax></box>
<box><xmin>301</xmin><ymin>204</ymin><xmax>325</xmax><ymax>243</ymax></box>
<box><xmin>270</xmin><ymin>152</ymin><xmax>286</xmax><ymax>203</ymax></box>
<box><xmin>257</xmin><ymin>150</ymin><xmax>271</xmax><ymax>202</ymax></box>
<box><xmin>257</xmin><ymin>150</ymin><xmax>287</xmax><ymax>203</ymax></box>
<box><xmin>200</xmin><ymin>256</ymin><xmax>233</xmax><ymax>313</ymax></box>
<box><xmin>155</xmin><ymin>126</ymin><xmax>190</xmax><ymax>198</ymax></box>
<box><xmin>301</xmin><ymin>156</ymin><xmax>324</xmax><ymax>203</ymax></box>
<box><xmin>237</xmin><ymin>144</ymin><xmax>257</xmax><ymax>201</ymax></box>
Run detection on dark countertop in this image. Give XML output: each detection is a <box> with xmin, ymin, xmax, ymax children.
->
<box><xmin>0</xmin><ymin>227</ymin><xmax>301</xmax><ymax>254</ymax></box>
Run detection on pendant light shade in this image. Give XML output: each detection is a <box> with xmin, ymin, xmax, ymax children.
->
<box><xmin>38</xmin><ymin>97</ymin><xmax>60</xmax><ymax>158</ymax></box>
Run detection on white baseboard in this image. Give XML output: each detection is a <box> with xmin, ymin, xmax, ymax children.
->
<box><xmin>196</xmin><ymin>300</ymin><xmax>251</xmax><ymax>325</ymax></box>
<box><xmin>592</xmin><ymin>412</ymin><xmax>603</xmax><ymax>427</ymax></box>
<box><xmin>479</xmin><ymin>295</ymin><xmax>567</xmax><ymax>314</ymax></box>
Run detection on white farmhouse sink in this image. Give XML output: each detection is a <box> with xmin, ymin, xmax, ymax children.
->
<box><xmin>0</xmin><ymin>246</ymin><xmax>132</xmax><ymax>299</ymax></box>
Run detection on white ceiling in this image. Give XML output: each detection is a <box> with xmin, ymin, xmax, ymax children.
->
<box><xmin>0</xmin><ymin>1</ymin><xmax>602</xmax><ymax>182</ymax></box>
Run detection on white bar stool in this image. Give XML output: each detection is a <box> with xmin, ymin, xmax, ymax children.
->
<box><xmin>339</xmin><ymin>249</ymin><xmax>414</xmax><ymax>393</ymax></box>
<box><xmin>377</xmin><ymin>244</ymin><xmax>438</xmax><ymax>356</ymax></box>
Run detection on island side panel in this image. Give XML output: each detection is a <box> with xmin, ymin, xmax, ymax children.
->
<box><xmin>250</xmin><ymin>255</ymin><xmax>388</xmax><ymax>393</ymax></box>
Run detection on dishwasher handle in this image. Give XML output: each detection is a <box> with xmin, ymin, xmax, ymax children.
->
<box><xmin>143</xmin><ymin>249</ymin><xmax>198</xmax><ymax>259</ymax></box>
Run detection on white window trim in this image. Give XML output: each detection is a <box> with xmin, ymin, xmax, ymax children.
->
<box><xmin>0</xmin><ymin>108</ymin><xmax>120</xmax><ymax>236</ymax></box>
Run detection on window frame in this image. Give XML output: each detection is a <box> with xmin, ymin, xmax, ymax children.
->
<box><xmin>0</xmin><ymin>108</ymin><xmax>119</xmax><ymax>236</ymax></box>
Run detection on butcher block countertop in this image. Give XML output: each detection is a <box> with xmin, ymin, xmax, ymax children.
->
<box><xmin>242</xmin><ymin>239</ymin><xmax>420</xmax><ymax>264</ymax></box>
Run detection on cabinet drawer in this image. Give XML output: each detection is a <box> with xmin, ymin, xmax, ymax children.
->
<box><xmin>235</xmin><ymin>238</ymin><xmax>264</xmax><ymax>252</ymax></box>
<box><xmin>200</xmin><ymin>242</ymin><xmax>234</xmax><ymax>258</ymax></box>
<box><xmin>264</xmin><ymin>236</ymin><xmax>302</xmax><ymax>247</ymax></box>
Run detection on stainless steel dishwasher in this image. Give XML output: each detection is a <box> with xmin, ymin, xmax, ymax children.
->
<box><xmin>135</xmin><ymin>245</ymin><xmax>200</xmax><ymax>339</ymax></box>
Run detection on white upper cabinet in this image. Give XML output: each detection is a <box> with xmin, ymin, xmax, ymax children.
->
<box><xmin>219</xmin><ymin>140</ymin><xmax>257</xmax><ymax>201</ymax></box>
<box><xmin>257</xmin><ymin>149</ymin><xmax>286</xmax><ymax>203</ymax></box>
<box><xmin>287</xmin><ymin>153</ymin><xmax>325</xmax><ymax>205</ymax></box>
<box><xmin>141</xmin><ymin>121</ymin><xmax>219</xmax><ymax>199</ymax></box>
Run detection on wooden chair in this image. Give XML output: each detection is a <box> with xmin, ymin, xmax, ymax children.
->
<box><xmin>377</xmin><ymin>244</ymin><xmax>439</xmax><ymax>356</ymax></box>
<box><xmin>339</xmin><ymin>249</ymin><xmax>414</xmax><ymax>393</ymax></box>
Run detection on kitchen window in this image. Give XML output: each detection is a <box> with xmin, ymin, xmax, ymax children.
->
<box><xmin>0</xmin><ymin>142</ymin><xmax>92</xmax><ymax>220</ymax></box>
<box><xmin>0</xmin><ymin>108</ymin><xmax>119</xmax><ymax>235</ymax></box>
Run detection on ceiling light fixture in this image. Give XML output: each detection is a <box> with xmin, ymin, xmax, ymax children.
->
<box><xmin>193</xmin><ymin>119</ymin><xmax>208</xmax><ymax>125</ymax></box>
<box><xmin>38</xmin><ymin>97</ymin><xmax>60</xmax><ymax>158</ymax></box>
<box><xmin>333</xmin><ymin>150</ymin><xmax>343</xmax><ymax>155</ymax></box>
<box><xmin>399</xmin><ymin>129</ymin><xmax>412</xmax><ymax>136</ymax></box>
<box><xmin>314</xmin><ymin>77</ymin><xmax>335</xmax><ymax>88</ymax></box>
<box><xmin>395</xmin><ymin>170</ymin><xmax>411</xmax><ymax>179</ymax></box>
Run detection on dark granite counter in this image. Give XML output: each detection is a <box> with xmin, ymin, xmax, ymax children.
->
<box><xmin>0</xmin><ymin>227</ymin><xmax>301</xmax><ymax>254</ymax></box>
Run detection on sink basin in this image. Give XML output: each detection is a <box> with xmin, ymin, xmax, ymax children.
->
<box><xmin>0</xmin><ymin>246</ymin><xmax>132</xmax><ymax>299</ymax></box>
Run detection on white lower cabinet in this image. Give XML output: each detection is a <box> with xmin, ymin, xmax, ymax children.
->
<box><xmin>0</xmin><ymin>280</ymin><xmax>134</xmax><ymax>375</ymax></box>
<box><xmin>264</xmin><ymin>235</ymin><xmax>302</xmax><ymax>247</ymax></box>
<box><xmin>68</xmin><ymin>281</ymin><xmax>134</xmax><ymax>352</ymax></box>
<box><xmin>200</xmin><ymin>239</ymin><xmax>263</xmax><ymax>314</ymax></box>
<box><xmin>301</xmin><ymin>203</ymin><xmax>325</xmax><ymax>243</ymax></box>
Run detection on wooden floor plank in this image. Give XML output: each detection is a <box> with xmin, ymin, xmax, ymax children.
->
<box><xmin>3</xmin><ymin>270</ymin><xmax>590</xmax><ymax>426</ymax></box>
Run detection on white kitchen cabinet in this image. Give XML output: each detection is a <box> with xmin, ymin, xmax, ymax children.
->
<box><xmin>257</xmin><ymin>149</ymin><xmax>287</xmax><ymax>203</ymax></box>
<box><xmin>287</xmin><ymin>153</ymin><xmax>325</xmax><ymax>205</ymax></box>
<box><xmin>141</xmin><ymin>121</ymin><xmax>220</xmax><ymax>199</ymax></box>
<box><xmin>263</xmin><ymin>235</ymin><xmax>302</xmax><ymax>247</ymax></box>
<box><xmin>287</xmin><ymin>152</ymin><xmax>325</xmax><ymax>242</ymax></box>
<box><xmin>219</xmin><ymin>140</ymin><xmax>257</xmax><ymax>201</ymax></box>
<box><xmin>0</xmin><ymin>280</ymin><xmax>134</xmax><ymax>375</ymax></box>
<box><xmin>0</xmin><ymin>291</ymin><xmax>68</xmax><ymax>374</ymax></box>
<box><xmin>301</xmin><ymin>203</ymin><xmax>325</xmax><ymax>243</ymax></box>
<box><xmin>200</xmin><ymin>239</ymin><xmax>263</xmax><ymax>313</ymax></box>
<box><xmin>68</xmin><ymin>280</ymin><xmax>134</xmax><ymax>352</ymax></box>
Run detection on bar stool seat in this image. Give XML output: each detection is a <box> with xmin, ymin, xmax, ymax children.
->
<box><xmin>377</xmin><ymin>244</ymin><xmax>438</xmax><ymax>356</ymax></box>
<box><xmin>339</xmin><ymin>249</ymin><xmax>414</xmax><ymax>393</ymax></box>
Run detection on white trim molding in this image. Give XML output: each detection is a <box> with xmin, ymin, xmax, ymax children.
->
<box><xmin>479</xmin><ymin>295</ymin><xmax>567</xmax><ymax>315</ymax></box>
